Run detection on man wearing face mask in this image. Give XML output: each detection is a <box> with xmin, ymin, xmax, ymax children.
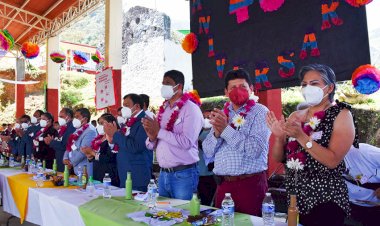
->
<box><xmin>202</xmin><ymin>69</ymin><xmax>271</xmax><ymax>216</ymax></box>
<box><xmin>23</xmin><ymin>110</ymin><xmax>45</xmax><ymax>158</ymax></box>
<box><xmin>197</xmin><ymin>109</ymin><xmax>217</xmax><ymax>206</ymax></box>
<box><xmin>104</xmin><ymin>94</ymin><xmax>152</xmax><ymax>191</ymax></box>
<box><xmin>32</xmin><ymin>112</ymin><xmax>58</xmax><ymax>168</ymax></box>
<box><xmin>63</xmin><ymin>108</ymin><xmax>97</xmax><ymax>177</ymax></box>
<box><xmin>5</xmin><ymin>115</ymin><xmax>30</xmax><ymax>157</ymax></box>
<box><xmin>44</xmin><ymin>108</ymin><xmax>76</xmax><ymax>172</ymax></box>
<box><xmin>142</xmin><ymin>70</ymin><xmax>203</xmax><ymax>200</ymax></box>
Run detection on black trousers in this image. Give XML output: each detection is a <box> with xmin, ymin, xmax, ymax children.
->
<box><xmin>299</xmin><ymin>201</ymin><xmax>345</xmax><ymax>226</ymax></box>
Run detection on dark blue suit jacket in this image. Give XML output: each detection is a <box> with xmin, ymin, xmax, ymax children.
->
<box><xmin>112</xmin><ymin>111</ymin><xmax>152</xmax><ymax>191</ymax></box>
<box><xmin>49</xmin><ymin>121</ymin><xmax>76</xmax><ymax>172</ymax></box>
<box><xmin>22</xmin><ymin>125</ymin><xmax>41</xmax><ymax>157</ymax></box>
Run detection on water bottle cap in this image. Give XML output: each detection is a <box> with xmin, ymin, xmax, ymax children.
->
<box><xmin>105</xmin><ymin>173</ymin><xmax>109</xmax><ymax>176</ymax></box>
<box><xmin>150</xmin><ymin>179</ymin><xmax>155</xmax><ymax>182</ymax></box>
<box><xmin>225</xmin><ymin>193</ymin><xmax>231</xmax><ymax>197</ymax></box>
<box><xmin>265</xmin><ymin>192</ymin><xmax>271</xmax><ymax>196</ymax></box>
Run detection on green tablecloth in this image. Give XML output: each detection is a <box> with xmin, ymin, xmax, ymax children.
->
<box><xmin>78</xmin><ymin>197</ymin><xmax>253</xmax><ymax>226</ymax></box>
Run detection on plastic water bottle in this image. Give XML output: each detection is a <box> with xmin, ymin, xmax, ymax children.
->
<box><xmin>0</xmin><ymin>155</ymin><xmax>4</xmax><ymax>166</ymax></box>
<box><xmin>36</xmin><ymin>167</ymin><xmax>44</xmax><ymax>187</ymax></box>
<box><xmin>147</xmin><ymin>179</ymin><xmax>158</xmax><ymax>209</ymax></box>
<box><xmin>221</xmin><ymin>193</ymin><xmax>235</xmax><ymax>226</ymax></box>
<box><xmin>77</xmin><ymin>166</ymin><xmax>83</xmax><ymax>186</ymax></box>
<box><xmin>37</xmin><ymin>159</ymin><xmax>42</xmax><ymax>169</ymax></box>
<box><xmin>28</xmin><ymin>158</ymin><xmax>35</xmax><ymax>174</ymax></box>
<box><xmin>9</xmin><ymin>154</ymin><xmax>14</xmax><ymax>167</ymax></box>
<box><xmin>103</xmin><ymin>173</ymin><xmax>112</xmax><ymax>199</ymax></box>
<box><xmin>86</xmin><ymin>176</ymin><xmax>96</xmax><ymax>197</ymax></box>
<box><xmin>262</xmin><ymin>192</ymin><xmax>275</xmax><ymax>226</ymax></box>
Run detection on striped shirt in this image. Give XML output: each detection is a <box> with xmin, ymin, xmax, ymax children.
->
<box><xmin>202</xmin><ymin>102</ymin><xmax>271</xmax><ymax>176</ymax></box>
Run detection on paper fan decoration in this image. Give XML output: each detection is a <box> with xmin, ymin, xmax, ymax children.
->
<box><xmin>259</xmin><ymin>0</ymin><xmax>285</xmax><ymax>12</ymax></box>
<box><xmin>21</xmin><ymin>42</ymin><xmax>40</xmax><ymax>59</ymax></box>
<box><xmin>0</xmin><ymin>29</ymin><xmax>15</xmax><ymax>52</ymax></box>
<box><xmin>91</xmin><ymin>50</ymin><xmax>104</xmax><ymax>64</ymax></box>
<box><xmin>352</xmin><ymin>64</ymin><xmax>380</xmax><ymax>95</ymax></box>
<box><xmin>182</xmin><ymin>33</ymin><xmax>198</xmax><ymax>54</ymax></box>
<box><xmin>50</xmin><ymin>50</ymin><xmax>66</xmax><ymax>63</ymax></box>
<box><xmin>345</xmin><ymin>0</ymin><xmax>372</xmax><ymax>7</ymax></box>
<box><xmin>73</xmin><ymin>50</ymin><xmax>88</xmax><ymax>65</ymax></box>
<box><xmin>187</xmin><ymin>90</ymin><xmax>202</xmax><ymax>106</ymax></box>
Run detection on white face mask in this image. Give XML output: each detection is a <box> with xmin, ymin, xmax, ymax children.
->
<box><xmin>121</xmin><ymin>107</ymin><xmax>132</xmax><ymax>119</ymax></box>
<box><xmin>21</xmin><ymin>123</ymin><xmax>29</xmax><ymax>130</ymax></box>
<box><xmin>39</xmin><ymin>120</ymin><xmax>47</xmax><ymax>128</ymax></box>
<box><xmin>31</xmin><ymin>116</ymin><xmax>38</xmax><ymax>124</ymax></box>
<box><xmin>161</xmin><ymin>84</ymin><xmax>178</xmax><ymax>100</ymax></box>
<box><xmin>96</xmin><ymin>125</ymin><xmax>105</xmax><ymax>135</ymax></box>
<box><xmin>117</xmin><ymin>116</ymin><xmax>126</xmax><ymax>126</ymax></box>
<box><xmin>203</xmin><ymin>118</ymin><xmax>212</xmax><ymax>129</ymax></box>
<box><xmin>58</xmin><ymin>117</ymin><xmax>67</xmax><ymax>126</ymax></box>
<box><xmin>301</xmin><ymin>85</ymin><xmax>328</xmax><ymax>106</ymax></box>
<box><xmin>72</xmin><ymin>118</ymin><xmax>82</xmax><ymax>129</ymax></box>
<box><xmin>14</xmin><ymin>123</ymin><xmax>21</xmax><ymax>130</ymax></box>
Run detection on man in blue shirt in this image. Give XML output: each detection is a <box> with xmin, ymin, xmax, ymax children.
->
<box><xmin>202</xmin><ymin>69</ymin><xmax>271</xmax><ymax>216</ymax></box>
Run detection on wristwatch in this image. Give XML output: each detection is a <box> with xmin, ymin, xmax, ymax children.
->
<box><xmin>306</xmin><ymin>140</ymin><xmax>313</xmax><ymax>149</ymax></box>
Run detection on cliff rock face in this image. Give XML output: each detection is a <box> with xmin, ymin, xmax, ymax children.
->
<box><xmin>122</xmin><ymin>6</ymin><xmax>171</xmax><ymax>64</ymax></box>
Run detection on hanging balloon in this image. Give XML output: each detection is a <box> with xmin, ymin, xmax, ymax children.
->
<box><xmin>0</xmin><ymin>29</ymin><xmax>15</xmax><ymax>52</ymax></box>
<box><xmin>91</xmin><ymin>50</ymin><xmax>104</xmax><ymax>64</ymax></box>
<box><xmin>351</xmin><ymin>64</ymin><xmax>380</xmax><ymax>95</ymax></box>
<box><xmin>345</xmin><ymin>0</ymin><xmax>372</xmax><ymax>7</ymax></box>
<box><xmin>50</xmin><ymin>50</ymin><xmax>66</xmax><ymax>63</ymax></box>
<box><xmin>73</xmin><ymin>50</ymin><xmax>88</xmax><ymax>65</ymax></box>
<box><xmin>182</xmin><ymin>33</ymin><xmax>198</xmax><ymax>54</ymax></box>
<box><xmin>21</xmin><ymin>42</ymin><xmax>40</xmax><ymax>59</ymax></box>
<box><xmin>259</xmin><ymin>0</ymin><xmax>285</xmax><ymax>12</ymax></box>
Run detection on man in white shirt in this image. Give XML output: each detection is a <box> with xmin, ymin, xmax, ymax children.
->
<box><xmin>344</xmin><ymin>143</ymin><xmax>380</xmax><ymax>226</ymax></box>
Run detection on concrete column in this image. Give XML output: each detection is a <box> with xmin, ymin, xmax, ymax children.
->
<box><xmin>105</xmin><ymin>0</ymin><xmax>122</xmax><ymax>115</ymax></box>
<box><xmin>258</xmin><ymin>89</ymin><xmax>284</xmax><ymax>177</ymax></box>
<box><xmin>46</xmin><ymin>36</ymin><xmax>60</xmax><ymax>120</ymax></box>
<box><xmin>15</xmin><ymin>58</ymin><xmax>25</xmax><ymax>118</ymax></box>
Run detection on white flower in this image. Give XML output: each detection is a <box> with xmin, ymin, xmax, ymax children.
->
<box><xmin>307</xmin><ymin>116</ymin><xmax>321</xmax><ymax>130</ymax></box>
<box><xmin>232</xmin><ymin>115</ymin><xmax>245</xmax><ymax>129</ymax></box>
<box><xmin>249</xmin><ymin>94</ymin><xmax>259</xmax><ymax>102</ymax></box>
<box><xmin>289</xmin><ymin>137</ymin><xmax>296</xmax><ymax>142</ymax></box>
<box><xmin>286</xmin><ymin>158</ymin><xmax>304</xmax><ymax>171</ymax></box>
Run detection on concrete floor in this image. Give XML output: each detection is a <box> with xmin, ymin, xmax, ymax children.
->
<box><xmin>0</xmin><ymin>206</ymin><xmax>37</xmax><ymax>226</ymax></box>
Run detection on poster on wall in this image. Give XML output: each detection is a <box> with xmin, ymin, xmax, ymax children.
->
<box><xmin>95</xmin><ymin>68</ymin><xmax>116</xmax><ymax>110</ymax></box>
<box><xmin>191</xmin><ymin>0</ymin><xmax>371</xmax><ymax>97</ymax></box>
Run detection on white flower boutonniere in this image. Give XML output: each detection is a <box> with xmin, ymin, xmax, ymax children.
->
<box><xmin>232</xmin><ymin>115</ymin><xmax>245</xmax><ymax>129</ymax></box>
<box><xmin>286</xmin><ymin>158</ymin><xmax>305</xmax><ymax>171</ymax></box>
<box><xmin>307</xmin><ymin>116</ymin><xmax>321</xmax><ymax>130</ymax></box>
<box><xmin>29</xmin><ymin>132</ymin><xmax>34</xmax><ymax>137</ymax></box>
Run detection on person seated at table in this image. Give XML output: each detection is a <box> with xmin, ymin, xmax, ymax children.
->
<box><xmin>63</xmin><ymin>108</ymin><xmax>97</xmax><ymax>176</ymax></box>
<box><xmin>81</xmin><ymin>113</ymin><xmax>119</xmax><ymax>186</ymax></box>
<box><xmin>344</xmin><ymin>141</ymin><xmax>380</xmax><ymax>226</ymax></box>
<box><xmin>23</xmin><ymin>110</ymin><xmax>45</xmax><ymax>159</ymax></box>
<box><xmin>32</xmin><ymin>112</ymin><xmax>58</xmax><ymax>169</ymax></box>
<box><xmin>104</xmin><ymin>94</ymin><xmax>152</xmax><ymax>191</ymax></box>
<box><xmin>3</xmin><ymin>117</ymin><xmax>25</xmax><ymax>157</ymax></box>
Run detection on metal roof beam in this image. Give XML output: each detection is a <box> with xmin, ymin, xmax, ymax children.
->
<box><xmin>0</xmin><ymin>1</ymin><xmax>51</xmax><ymax>24</ymax></box>
<box><xmin>15</xmin><ymin>0</ymin><xmax>64</xmax><ymax>43</ymax></box>
<box><xmin>3</xmin><ymin>0</ymin><xmax>31</xmax><ymax>29</ymax></box>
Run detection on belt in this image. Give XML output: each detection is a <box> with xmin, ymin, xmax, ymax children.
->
<box><xmin>220</xmin><ymin>171</ymin><xmax>264</xmax><ymax>182</ymax></box>
<box><xmin>161</xmin><ymin>163</ymin><xmax>196</xmax><ymax>173</ymax></box>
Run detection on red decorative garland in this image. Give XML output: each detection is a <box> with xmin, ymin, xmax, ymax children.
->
<box><xmin>66</xmin><ymin>124</ymin><xmax>89</xmax><ymax>152</ymax></box>
<box><xmin>91</xmin><ymin>134</ymin><xmax>104</xmax><ymax>152</ymax></box>
<box><xmin>33</xmin><ymin>127</ymin><xmax>49</xmax><ymax>150</ymax></box>
<box><xmin>286</xmin><ymin>111</ymin><xmax>326</xmax><ymax>164</ymax></box>
<box><xmin>111</xmin><ymin>144</ymin><xmax>119</xmax><ymax>154</ymax></box>
<box><xmin>126</xmin><ymin>117</ymin><xmax>138</xmax><ymax>128</ymax></box>
<box><xmin>223</xmin><ymin>99</ymin><xmax>256</xmax><ymax>129</ymax></box>
<box><xmin>157</xmin><ymin>93</ymin><xmax>190</xmax><ymax>132</ymax></box>
<box><xmin>58</xmin><ymin>125</ymin><xmax>67</xmax><ymax>138</ymax></box>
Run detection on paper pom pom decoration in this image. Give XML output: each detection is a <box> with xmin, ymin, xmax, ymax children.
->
<box><xmin>0</xmin><ymin>49</ymin><xmax>7</xmax><ymax>59</ymax></box>
<box><xmin>259</xmin><ymin>0</ymin><xmax>285</xmax><ymax>12</ymax></box>
<box><xmin>0</xmin><ymin>29</ymin><xmax>15</xmax><ymax>52</ymax></box>
<box><xmin>73</xmin><ymin>50</ymin><xmax>88</xmax><ymax>65</ymax></box>
<box><xmin>187</xmin><ymin>90</ymin><xmax>202</xmax><ymax>106</ymax></box>
<box><xmin>182</xmin><ymin>33</ymin><xmax>198</xmax><ymax>54</ymax></box>
<box><xmin>345</xmin><ymin>0</ymin><xmax>372</xmax><ymax>7</ymax></box>
<box><xmin>50</xmin><ymin>51</ymin><xmax>66</xmax><ymax>63</ymax></box>
<box><xmin>21</xmin><ymin>42</ymin><xmax>40</xmax><ymax>59</ymax></box>
<box><xmin>351</xmin><ymin>64</ymin><xmax>380</xmax><ymax>95</ymax></box>
<box><xmin>91</xmin><ymin>50</ymin><xmax>104</xmax><ymax>64</ymax></box>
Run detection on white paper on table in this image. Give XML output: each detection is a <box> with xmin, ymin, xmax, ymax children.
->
<box><xmin>250</xmin><ymin>216</ymin><xmax>288</xmax><ymax>226</ymax></box>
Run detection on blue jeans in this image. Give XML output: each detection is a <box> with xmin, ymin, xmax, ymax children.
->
<box><xmin>158</xmin><ymin>166</ymin><xmax>199</xmax><ymax>200</ymax></box>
